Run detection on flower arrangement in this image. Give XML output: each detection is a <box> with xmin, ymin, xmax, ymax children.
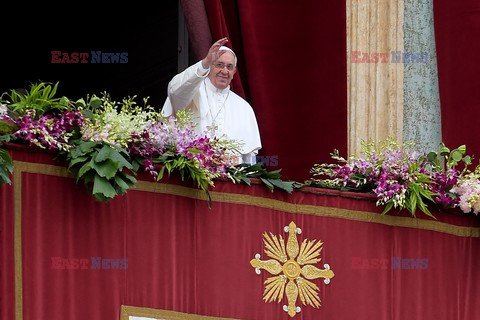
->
<box><xmin>307</xmin><ymin>138</ymin><xmax>480</xmax><ymax>218</ymax></box>
<box><xmin>13</xmin><ymin>110</ymin><xmax>84</xmax><ymax>151</ymax></box>
<box><xmin>0</xmin><ymin>82</ymin><xmax>295</xmax><ymax>202</ymax></box>
<box><xmin>451</xmin><ymin>168</ymin><xmax>480</xmax><ymax>214</ymax></box>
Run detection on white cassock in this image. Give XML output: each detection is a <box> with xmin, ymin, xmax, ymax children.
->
<box><xmin>162</xmin><ymin>61</ymin><xmax>262</xmax><ymax>164</ymax></box>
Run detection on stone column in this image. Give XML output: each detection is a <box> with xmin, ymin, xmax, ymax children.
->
<box><xmin>402</xmin><ymin>0</ymin><xmax>442</xmax><ymax>153</ymax></box>
<box><xmin>347</xmin><ymin>0</ymin><xmax>405</xmax><ymax>156</ymax></box>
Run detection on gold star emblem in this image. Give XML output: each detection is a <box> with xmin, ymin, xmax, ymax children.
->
<box><xmin>250</xmin><ymin>221</ymin><xmax>334</xmax><ymax>318</ymax></box>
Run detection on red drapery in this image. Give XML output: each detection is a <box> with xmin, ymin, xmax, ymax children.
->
<box><xmin>434</xmin><ymin>0</ymin><xmax>480</xmax><ymax>159</ymax></box>
<box><xmin>1</xmin><ymin>148</ymin><xmax>479</xmax><ymax>320</ymax></box>
<box><xmin>202</xmin><ymin>1</ymin><xmax>348</xmax><ymax>182</ymax></box>
<box><xmin>179</xmin><ymin>0</ymin><xmax>212</xmax><ymax>61</ymax></box>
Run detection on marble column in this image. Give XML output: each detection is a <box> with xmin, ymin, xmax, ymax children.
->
<box><xmin>402</xmin><ymin>0</ymin><xmax>442</xmax><ymax>153</ymax></box>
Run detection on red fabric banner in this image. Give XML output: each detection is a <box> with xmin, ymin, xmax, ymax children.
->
<box><xmin>1</xmin><ymin>149</ymin><xmax>479</xmax><ymax>320</ymax></box>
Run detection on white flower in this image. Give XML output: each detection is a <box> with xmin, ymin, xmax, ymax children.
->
<box><xmin>0</xmin><ymin>104</ymin><xmax>8</xmax><ymax>117</ymax></box>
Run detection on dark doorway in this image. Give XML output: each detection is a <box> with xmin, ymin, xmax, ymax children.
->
<box><xmin>1</xmin><ymin>4</ymin><xmax>180</xmax><ymax>110</ymax></box>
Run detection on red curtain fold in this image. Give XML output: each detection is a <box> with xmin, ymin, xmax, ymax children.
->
<box><xmin>202</xmin><ymin>0</ymin><xmax>247</xmax><ymax>99</ymax></box>
<box><xmin>179</xmin><ymin>0</ymin><xmax>212</xmax><ymax>61</ymax></box>
<box><xmin>22</xmin><ymin>173</ymin><xmax>127</xmax><ymax>319</ymax></box>
<box><xmin>204</xmin><ymin>0</ymin><xmax>348</xmax><ymax>181</ymax></box>
<box><xmin>0</xmin><ymin>180</ymin><xmax>14</xmax><ymax>320</ymax></box>
<box><xmin>434</xmin><ymin>0</ymin><xmax>480</xmax><ymax>159</ymax></box>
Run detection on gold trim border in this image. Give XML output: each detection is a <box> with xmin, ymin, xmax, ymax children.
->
<box><xmin>13</xmin><ymin>161</ymin><xmax>71</xmax><ymax>319</ymax></box>
<box><xmin>136</xmin><ymin>175</ymin><xmax>480</xmax><ymax>238</ymax></box>
<box><xmin>12</xmin><ymin>160</ymin><xmax>480</xmax><ymax>319</ymax></box>
<box><xmin>121</xmin><ymin>305</ymin><xmax>239</xmax><ymax>320</ymax></box>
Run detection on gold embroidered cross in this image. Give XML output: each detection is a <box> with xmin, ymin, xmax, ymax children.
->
<box><xmin>250</xmin><ymin>221</ymin><xmax>334</xmax><ymax>318</ymax></box>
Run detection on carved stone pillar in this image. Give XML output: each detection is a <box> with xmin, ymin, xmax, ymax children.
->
<box><xmin>347</xmin><ymin>0</ymin><xmax>404</xmax><ymax>156</ymax></box>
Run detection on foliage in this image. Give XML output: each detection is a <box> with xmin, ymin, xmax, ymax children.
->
<box><xmin>0</xmin><ymin>104</ymin><xmax>18</xmax><ymax>136</ymax></box>
<box><xmin>306</xmin><ymin>138</ymin><xmax>480</xmax><ymax>217</ymax></box>
<box><xmin>0</xmin><ymin>82</ymin><xmax>71</xmax><ymax>117</ymax></box>
<box><xmin>12</xmin><ymin>110</ymin><xmax>84</xmax><ymax>151</ymax></box>
<box><xmin>0</xmin><ymin>134</ymin><xmax>14</xmax><ymax>185</ymax></box>
<box><xmin>307</xmin><ymin>139</ymin><xmax>438</xmax><ymax>218</ymax></box>
<box><xmin>226</xmin><ymin>163</ymin><xmax>300</xmax><ymax>194</ymax></box>
<box><xmin>127</xmin><ymin>111</ymin><xmax>243</xmax><ymax>205</ymax></box>
<box><xmin>426</xmin><ymin>144</ymin><xmax>472</xmax><ymax>170</ymax></box>
<box><xmin>80</xmin><ymin>93</ymin><xmax>160</xmax><ymax>148</ymax></box>
<box><xmin>65</xmin><ymin>140</ymin><xmax>137</xmax><ymax>202</ymax></box>
<box><xmin>425</xmin><ymin>144</ymin><xmax>471</xmax><ymax>208</ymax></box>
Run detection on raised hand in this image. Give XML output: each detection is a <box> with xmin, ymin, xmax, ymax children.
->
<box><xmin>202</xmin><ymin>37</ymin><xmax>229</xmax><ymax>69</ymax></box>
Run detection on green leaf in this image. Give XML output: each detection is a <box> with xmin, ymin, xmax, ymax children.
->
<box><xmin>90</xmin><ymin>96</ymin><xmax>102</xmax><ymax>109</ymax></box>
<box><xmin>418</xmin><ymin>200</ymin><xmax>436</xmax><ymax>219</ymax></box>
<box><xmin>0</xmin><ymin>167</ymin><xmax>12</xmax><ymax>185</ymax></box>
<box><xmin>79</xmin><ymin>141</ymin><xmax>98</xmax><ymax>154</ymax></box>
<box><xmin>240</xmin><ymin>176</ymin><xmax>251</xmax><ymax>185</ymax></box>
<box><xmin>427</xmin><ymin>151</ymin><xmax>437</xmax><ymax>162</ymax></box>
<box><xmin>409</xmin><ymin>193</ymin><xmax>417</xmax><ymax>215</ymax></box>
<box><xmin>90</xmin><ymin>158</ymin><xmax>119</xmax><ymax>179</ymax></box>
<box><xmin>176</xmin><ymin>156</ymin><xmax>185</xmax><ymax>168</ymax></box>
<box><xmin>365</xmin><ymin>167</ymin><xmax>373</xmax><ymax>176</ymax></box>
<box><xmin>178</xmin><ymin>166</ymin><xmax>186</xmax><ymax>180</ymax></box>
<box><xmin>83</xmin><ymin>109</ymin><xmax>95</xmax><ymax>120</ymax></box>
<box><xmin>94</xmin><ymin>193</ymin><xmax>109</xmax><ymax>202</ymax></box>
<box><xmin>67</xmin><ymin>156</ymin><xmax>89</xmax><ymax>170</ymax></box>
<box><xmin>95</xmin><ymin>144</ymin><xmax>133</xmax><ymax>170</ymax></box>
<box><xmin>268</xmin><ymin>179</ymin><xmax>294</xmax><ymax>193</ymax></box>
<box><xmin>404</xmin><ymin>196</ymin><xmax>412</xmax><ymax>213</ymax></box>
<box><xmin>131</xmin><ymin>158</ymin><xmax>141</xmax><ymax>172</ymax></box>
<box><xmin>187</xmin><ymin>148</ymin><xmax>202</xmax><ymax>154</ymax></box>
<box><xmin>439</xmin><ymin>146</ymin><xmax>450</xmax><ymax>156</ymax></box>
<box><xmin>58</xmin><ymin>96</ymin><xmax>70</xmax><ymax>108</ymax></box>
<box><xmin>92</xmin><ymin>175</ymin><xmax>117</xmax><ymax>200</ymax></box>
<box><xmin>77</xmin><ymin>161</ymin><xmax>93</xmax><ymax>180</ymax></box>
<box><xmin>119</xmin><ymin>172</ymin><xmax>136</xmax><ymax>184</ymax></box>
<box><xmin>81</xmin><ymin>171</ymin><xmax>95</xmax><ymax>185</ymax></box>
<box><xmin>75</xmin><ymin>98</ymin><xmax>86</xmax><ymax>108</ymax></box>
<box><xmin>259</xmin><ymin>177</ymin><xmax>274</xmax><ymax>192</ymax></box>
<box><xmin>381</xmin><ymin>202</ymin><xmax>394</xmax><ymax>215</ymax></box>
<box><xmin>0</xmin><ymin>148</ymin><xmax>13</xmax><ymax>171</ymax></box>
<box><xmin>95</xmin><ymin>144</ymin><xmax>115</xmax><ymax>162</ymax></box>
<box><xmin>114</xmin><ymin>175</ymin><xmax>130</xmax><ymax>190</ymax></box>
<box><xmin>451</xmin><ymin>150</ymin><xmax>462</xmax><ymax>162</ymax></box>
<box><xmin>156</xmin><ymin>166</ymin><xmax>166</xmax><ymax>181</ymax></box>
<box><xmin>164</xmin><ymin>162</ymin><xmax>172</xmax><ymax>175</ymax></box>
<box><xmin>418</xmin><ymin>188</ymin><xmax>436</xmax><ymax>201</ymax></box>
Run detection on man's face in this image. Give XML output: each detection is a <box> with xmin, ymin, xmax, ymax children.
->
<box><xmin>208</xmin><ymin>51</ymin><xmax>236</xmax><ymax>90</ymax></box>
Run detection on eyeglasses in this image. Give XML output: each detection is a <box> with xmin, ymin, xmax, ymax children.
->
<box><xmin>212</xmin><ymin>62</ymin><xmax>235</xmax><ymax>71</ymax></box>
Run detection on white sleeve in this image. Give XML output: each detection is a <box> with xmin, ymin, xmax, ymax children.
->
<box><xmin>197</xmin><ymin>62</ymin><xmax>210</xmax><ymax>76</ymax></box>
<box><xmin>165</xmin><ymin>61</ymin><xmax>210</xmax><ymax>114</ymax></box>
<box><xmin>242</xmin><ymin>152</ymin><xmax>258</xmax><ymax>165</ymax></box>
